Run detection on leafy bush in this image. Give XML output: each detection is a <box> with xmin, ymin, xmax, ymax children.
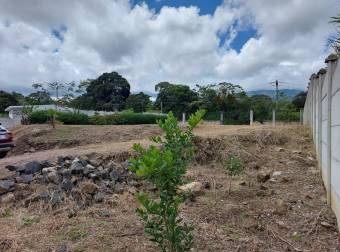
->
<box><xmin>28</xmin><ymin>110</ymin><xmax>166</xmax><ymax>125</ymax></box>
<box><xmin>57</xmin><ymin>112</ymin><xmax>89</xmax><ymax>125</ymax></box>
<box><xmin>90</xmin><ymin>113</ymin><xmax>167</xmax><ymax>125</ymax></box>
<box><xmin>129</xmin><ymin>109</ymin><xmax>206</xmax><ymax>251</ymax></box>
<box><xmin>28</xmin><ymin>110</ymin><xmax>50</xmax><ymax>124</ymax></box>
<box><xmin>224</xmin><ymin>155</ymin><xmax>244</xmax><ymax>176</ymax></box>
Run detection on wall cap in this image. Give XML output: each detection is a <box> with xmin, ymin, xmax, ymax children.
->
<box><xmin>318</xmin><ymin>68</ymin><xmax>327</xmax><ymax>75</ymax></box>
<box><xmin>325</xmin><ymin>54</ymin><xmax>338</xmax><ymax>63</ymax></box>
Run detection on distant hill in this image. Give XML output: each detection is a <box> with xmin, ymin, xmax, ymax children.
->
<box><xmin>246</xmin><ymin>89</ymin><xmax>303</xmax><ymax>99</ymax></box>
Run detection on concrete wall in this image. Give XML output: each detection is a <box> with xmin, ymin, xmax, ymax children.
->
<box><xmin>304</xmin><ymin>54</ymin><xmax>340</xmax><ymax>227</ymax></box>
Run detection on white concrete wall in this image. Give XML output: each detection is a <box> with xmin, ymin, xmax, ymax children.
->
<box><xmin>304</xmin><ymin>54</ymin><xmax>340</xmax><ymax>227</ymax></box>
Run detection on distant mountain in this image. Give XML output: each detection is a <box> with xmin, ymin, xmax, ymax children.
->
<box><xmin>246</xmin><ymin>89</ymin><xmax>303</xmax><ymax>99</ymax></box>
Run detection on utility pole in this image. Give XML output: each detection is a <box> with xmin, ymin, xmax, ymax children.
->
<box><xmin>275</xmin><ymin>80</ymin><xmax>279</xmax><ymax>110</ymax></box>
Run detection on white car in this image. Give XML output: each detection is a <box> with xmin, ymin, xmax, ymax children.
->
<box><xmin>0</xmin><ymin>124</ymin><xmax>15</xmax><ymax>158</ymax></box>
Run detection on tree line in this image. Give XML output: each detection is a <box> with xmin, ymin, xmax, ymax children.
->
<box><xmin>0</xmin><ymin>71</ymin><xmax>306</xmax><ymax>123</ymax></box>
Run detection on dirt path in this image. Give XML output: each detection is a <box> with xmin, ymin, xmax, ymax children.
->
<box><xmin>0</xmin><ymin>124</ymin><xmax>271</xmax><ymax>168</ymax></box>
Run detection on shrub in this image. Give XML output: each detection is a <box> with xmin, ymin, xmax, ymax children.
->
<box><xmin>28</xmin><ymin>110</ymin><xmax>50</xmax><ymax>124</ymax></box>
<box><xmin>129</xmin><ymin>109</ymin><xmax>206</xmax><ymax>251</ymax></box>
<box><xmin>224</xmin><ymin>155</ymin><xmax>244</xmax><ymax>176</ymax></box>
<box><xmin>57</xmin><ymin>112</ymin><xmax>89</xmax><ymax>125</ymax></box>
<box><xmin>90</xmin><ymin>113</ymin><xmax>167</xmax><ymax>125</ymax></box>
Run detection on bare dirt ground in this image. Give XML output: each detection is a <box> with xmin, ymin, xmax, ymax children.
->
<box><xmin>0</xmin><ymin>125</ymin><xmax>339</xmax><ymax>251</ymax></box>
<box><xmin>1</xmin><ymin>124</ymin><xmax>268</xmax><ymax>168</ymax></box>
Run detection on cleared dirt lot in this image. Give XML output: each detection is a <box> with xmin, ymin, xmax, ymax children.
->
<box><xmin>0</xmin><ymin>124</ymin><xmax>339</xmax><ymax>251</ymax></box>
<box><xmin>1</xmin><ymin>124</ymin><xmax>268</xmax><ymax>168</ymax></box>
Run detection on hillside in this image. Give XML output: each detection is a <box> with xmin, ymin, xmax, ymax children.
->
<box><xmin>246</xmin><ymin>89</ymin><xmax>303</xmax><ymax>99</ymax></box>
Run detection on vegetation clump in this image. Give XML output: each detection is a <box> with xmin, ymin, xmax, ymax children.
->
<box><xmin>129</xmin><ymin>109</ymin><xmax>206</xmax><ymax>252</ymax></box>
<box><xmin>224</xmin><ymin>154</ymin><xmax>244</xmax><ymax>176</ymax></box>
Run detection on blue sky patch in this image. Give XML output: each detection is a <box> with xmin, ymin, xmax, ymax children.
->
<box><xmin>133</xmin><ymin>0</ymin><xmax>223</xmax><ymax>15</ymax></box>
<box><xmin>230</xmin><ymin>27</ymin><xmax>257</xmax><ymax>53</ymax></box>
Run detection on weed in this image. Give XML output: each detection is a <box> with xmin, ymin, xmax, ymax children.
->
<box><xmin>66</xmin><ymin>227</ymin><xmax>87</xmax><ymax>241</ymax></box>
<box><xmin>0</xmin><ymin>208</ymin><xmax>13</xmax><ymax>218</ymax></box>
<box><xmin>224</xmin><ymin>155</ymin><xmax>244</xmax><ymax>176</ymax></box>
<box><xmin>21</xmin><ymin>216</ymin><xmax>39</xmax><ymax>227</ymax></box>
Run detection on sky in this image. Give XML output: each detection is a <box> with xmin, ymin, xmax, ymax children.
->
<box><xmin>0</xmin><ymin>0</ymin><xmax>339</xmax><ymax>95</ymax></box>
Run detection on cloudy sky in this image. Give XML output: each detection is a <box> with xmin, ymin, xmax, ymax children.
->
<box><xmin>0</xmin><ymin>0</ymin><xmax>339</xmax><ymax>95</ymax></box>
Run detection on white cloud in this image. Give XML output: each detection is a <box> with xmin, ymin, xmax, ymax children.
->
<box><xmin>0</xmin><ymin>0</ymin><xmax>339</xmax><ymax>95</ymax></box>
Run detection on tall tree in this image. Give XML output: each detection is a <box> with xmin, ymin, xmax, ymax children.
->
<box><xmin>75</xmin><ymin>72</ymin><xmax>130</xmax><ymax>111</ymax></box>
<box><xmin>126</xmin><ymin>92</ymin><xmax>152</xmax><ymax>113</ymax></box>
<box><xmin>292</xmin><ymin>91</ymin><xmax>307</xmax><ymax>109</ymax></box>
<box><xmin>154</xmin><ymin>82</ymin><xmax>198</xmax><ymax>116</ymax></box>
<box><xmin>250</xmin><ymin>95</ymin><xmax>273</xmax><ymax>123</ymax></box>
<box><xmin>25</xmin><ymin>91</ymin><xmax>53</xmax><ymax>105</ymax></box>
<box><xmin>0</xmin><ymin>91</ymin><xmax>18</xmax><ymax>113</ymax></box>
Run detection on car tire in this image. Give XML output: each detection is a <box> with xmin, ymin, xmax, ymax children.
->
<box><xmin>0</xmin><ymin>152</ymin><xmax>8</xmax><ymax>158</ymax></box>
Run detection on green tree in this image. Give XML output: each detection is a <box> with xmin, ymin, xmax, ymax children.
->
<box><xmin>154</xmin><ymin>82</ymin><xmax>198</xmax><ymax>116</ymax></box>
<box><xmin>75</xmin><ymin>72</ymin><xmax>130</xmax><ymax>111</ymax></box>
<box><xmin>129</xmin><ymin>109</ymin><xmax>206</xmax><ymax>252</ymax></box>
<box><xmin>292</xmin><ymin>91</ymin><xmax>307</xmax><ymax>109</ymax></box>
<box><xmin>25</xmin><ymin>91</ymin><xmax>53</xmax><ymax>105</ymax></box>
<box><xmin>251</xmin><ymin>95</ymin><xmax>273</xmax><ymax>123</ymax></box>
<box><xmin>0</xmin><ymin>91</ymin><xmax>18</xmax><ymax>113</ymax></box>
<box><xmin>126</xmin><ymin>92</ymin><xmax>152</xmax><ymax>113</ymax></box>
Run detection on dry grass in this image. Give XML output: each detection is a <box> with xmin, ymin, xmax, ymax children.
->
<box><xmin>0</xmin><ymin>125</ymin><xmax>339</xmax><ymax>251</ymax></box>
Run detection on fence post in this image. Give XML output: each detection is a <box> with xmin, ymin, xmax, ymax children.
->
<box><xmin>250</xmin><ymin>110</ymin><xmax>253</xmax><ymax>125</ymax></box>
<box><xmin>220</xmin><ymin>111</ymin><xmax>224</xmax><ymax>125</ymax></box>
<box><xmin>299</xmin><ymin>108</ymin><xmax>303</xmax><ymax>125</ymax></box>
<box><xmin>272</xmin><ymin>109</ymin><xmax>276</xmax><ymax>127</ymax></box>
<box><xmin>182</xmin><ymin>113</ymin><xmax>186</xmax><ymax>124</ymax></box>
<box><xmin>317</xmin><ymin>69</ymin><xmax>326</xmax><ymax>174</ymax></box>
<box><xmin>325</xmin><ymin>54</ymin><xmax>338</xmax><ymax>206</ymax></box>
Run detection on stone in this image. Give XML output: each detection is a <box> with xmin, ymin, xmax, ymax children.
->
<box><xmin>178</xmin><ymin>182</ymin><xmax>203</xmax><ymax>196</ymax></box>
<box><xmin>99</xmin><ymin>169</ymin><xmax>110</xmax><ymax>179</ymax></box>
<box><xmin>61</xmin><ymin>178</ymin><xmax>73</xmax><ymax>191</ymax></box>
<box><xmin>84</xmin><ymin>164</ymin><xmax>95</xmax><ymax>175</ymax></box>
<box><xmin>109</xmin><ymin>170</ymin><xmax>119</xmax><ymax>181</ymax></box>
<box><xmin>320</xmin><ymin>221</ymin><xmax>333</xmax><ymax>229</ymax></box>
<box><xmin>5</xmin><ymin>165</ymin><xmax>18</xmax><ymax>172</ymax></box>
<box><xmin>42</xmin><ymin>167</ymin><xmax>57</xmax><ymax>175</ymax></box>
<box><xmin>272</xmin><ymin>171</ymin><xmax>282</xmax><ymax>177</ymax></box>
<box><xmin>40</xmin><ymin>160</ymin><xmax>52</xmax><ymax>168</ymax></box>
<box><xmin>24</xmin><ymin>161</ymin><xmax>42</xmax><ymax>174</ymax></box>
<box><xmin>60</xmin><ymin>169</ymin><xmax>72</xmax><ymax>178</ymax></box>
<box><xmin>275</xmin><ymin>147</ymin><xmax>284</xmax><ymax>152</ymax></box>
<box><xmin>239</xmin><ymin>181</ymin><xmax>247</xmax><ymax>186</ymax></box>
<box><xmin>48</xmin><ymin>172</ymin><xmax>60</xmax><ymax>184</ymax></box>
<box><xmin>273</xmin><ymin>199</ymin><xmax>288</xmax><ymax>215</ymax></box>
<box><xmin>55</xmin><ymin>244</ymin><xmax>67</xmax><ymax>252</ymax></box>
<box><xmin>70</xmin><ymin>159</ymin><xmax>84</xmax><ymax>175</ymax></box>
<box><xmin>203</xmin><ymin>181</ymin><xmax>211</xmax><ymax>189</ymax></box>
<box><xmin>88</xmin><ymin>173</ymin><xmax>98</xmax><ymax>180</ymax></box>
<box><xmin>0</xmin><ymin>192</ymin><xmax>15</xmax><ymax>204</ymax></box>
<box><xmin>17</xmin><ymin>174</ymin><xmax>34</xmax><ymax>184</ymax></box>
<box><xmin>257</xmin><ymin>172</ymin><xmax>270</xmax><ymax>183</ymax></box>
<box><xmin>81</xmin><ymin>182</ymin><xmax>99</xmax><ymax>195</ymax></box>
<box><xmin>0</xmin><ymin>180</ymin><xmax>15</xmax><ymax>194</ymax></box>
<box><xmin>0</xmin><ymin>170</ymin><xmax>15</xmax><ymax>180</ymax></box>
<box><xmin>121</xmin><ymin>160</ymin><xmax>130</xmax><ymax>169</ymax></box>
<box><xmin>94</xmin><ymin>192</ymin><xmax>105</xmax><ymax>203</ymax></box>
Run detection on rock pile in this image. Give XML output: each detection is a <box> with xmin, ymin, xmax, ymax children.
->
<box><xmin>0</xmin><ymin>156</ymin><xmax>138</xmax><ymax>208</ymax></box>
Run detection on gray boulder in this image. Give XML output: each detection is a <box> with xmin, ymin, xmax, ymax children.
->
<box><xmin>24</xmin><ymin>161</ymin><xmax>42</xmax><ymax>174</ymax></box>
<box><xmin>0</xmin><ymin>180</ymin><xmax>15</xmax><ymax>194</ymax></box>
